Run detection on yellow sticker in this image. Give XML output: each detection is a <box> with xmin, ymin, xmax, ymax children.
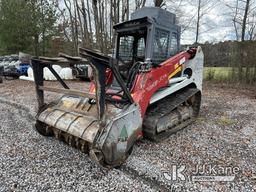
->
<box><xmin>168</xmin><ymin>66</ymin><xmax>182</xmax><ymax>79</ymax></box>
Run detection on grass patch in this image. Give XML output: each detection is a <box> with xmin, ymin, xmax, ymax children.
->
<box><xmin>217</xmin><ymin>116</ymin><xmax>238</xmax><ymax>126</ymax></box>
<box><xmin>203</xmin><ymin>67</ymin><xmax>232</xmax><ymax>81</ymax></box>
<box><xmin>203</xmin><ymin>67</ymin><xmax>256</xmax><ymax>84</ymax></box>
<box><xmin>196</xmin><ymin>117</ymin><xmax>207</xmax><ymax>123</ymax></box>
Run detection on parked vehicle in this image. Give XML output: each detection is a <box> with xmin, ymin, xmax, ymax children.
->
<box><xmin>73</xmin><ymin>64</ymin><xmax>92</xmax><ymax>80</ymax></box>
<box><xmin>0</xmin><ymin>54</ymin><xmax>30</xmax><ymax>79</ymax></box>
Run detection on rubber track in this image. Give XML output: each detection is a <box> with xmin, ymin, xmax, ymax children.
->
<box><xmin>143</xmin><ymin>87</ymin><xmax>201</xmax><ymax>141</ymax></box>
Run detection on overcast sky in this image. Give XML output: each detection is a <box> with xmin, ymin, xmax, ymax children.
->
<box><xmin>59</xmin><ymin>0</ymin><xmax>254</xmax><ymax>45</ymax></box>
<box><xmin>144</xmin><ymin>0</ymin><xmax>240</xmax><ymax>44</ymax></box>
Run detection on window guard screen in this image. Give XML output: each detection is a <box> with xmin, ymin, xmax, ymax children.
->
<box><xmin>137</xmin><ymin>38</ymin><xmax>145</xmax><ymax>57</ymax></box>
<box><xmin>118</xmin><ymin>36</ymin><xmax>134</xmax><ymax>61</ymax></box>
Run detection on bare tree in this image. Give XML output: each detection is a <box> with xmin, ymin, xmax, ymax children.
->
<box><xmin>135</xmin><ymin>0</ymin><xmax>147</xmax><ymax>10</ymax></box>
<box><xmin>195</xmin><ymin>0</ymin><xmax>201</xmax><ymax>44</ymax></box>
<box><xmin>92</xmin><ymin>0</ymin><xmax>100</xmax><ymax>49</ymax></box>
<box><xmin>80</xmin><ymin>0</ymin><xmax>90</xmax><ymax>46</ymax></box>
<box><xmin>121</xmin><ymin>0</ymin><xmax>129</xmax><ymax>21</ymax></box>
<box><xmin>232</xmin><ymin>0</ymin><xmax>240</xmax><ymax>40</ymax></box>
<box><xmin>86</xmin><ymin>0</ymin><xmax>93</xmax><ymax>42</ymax></box>
<box><xmin>226</xmin><ymin>0</ymin><xmax>256</xmax><ymax>41</ymax></box>
<box><xmin>166</xmin><ymin>0</ymin><xmax>218</xmax><ymax>43</ymax></box>
<box><xmin>165</xmin><ymin>0</ymin><xmax>196</xmax><ymax>38</ymax></box>
<box><xmin>57</xmin><ymin>0</ymin><xmax>148</xmax><ymax>54</ymax></box>
<box><xmin>154</xmin><ymin>0</ymin><xmax>165</xmax><ymax>7</ymax></box>
<box><xmin>193</xmin><ymin>0</ymin><xmax>218</xmax><ymax>43</ymax></box>
<box><xmin>247</xmin><ymin>12</ymin><xmax>256</xmax><ymax>40</ymax></box>
<box><xmin>63</xmin><ymin>0</ymin><xmax>78</xmax><ymax>54</ymax></box>
<box><xmin>241</xmin><ymin>0</ymin><xmax>250</xmax><ymax>41</ymax></box>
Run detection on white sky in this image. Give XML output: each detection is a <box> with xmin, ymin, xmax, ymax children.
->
<box><xmin>59</xmin><ymin>0</ymin><xmax>252</xmax><ymax>45</ymax></box>
<box><xmin>128</xmin><ymin>0</ymin><xmax>245</xmax><ymax>44</ymax></box>
<box><xmin>145</xmin><ymin>0</ymin><xmax>240</xmax><ymax>44</ymax></box>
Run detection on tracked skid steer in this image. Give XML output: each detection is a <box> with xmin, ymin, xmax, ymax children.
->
<box><xmin>32</xmin><ymin>7</ymin><xmax>203</xmax><ymax>167</ymax></box>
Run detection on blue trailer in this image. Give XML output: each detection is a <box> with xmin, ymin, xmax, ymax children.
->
<box><xmin>3</xmin><ymin>63</ymin><xmax>30</xmax><ymax>79</ymax></box>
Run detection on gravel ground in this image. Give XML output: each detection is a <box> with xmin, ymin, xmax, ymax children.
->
<box><xmin>0</xmin><ymin>79</ymin><xmax>255</xmax><ymax>191</ymax></box>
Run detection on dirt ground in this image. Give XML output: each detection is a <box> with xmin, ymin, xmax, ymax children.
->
<box><xmin>0</xmin><ymin>79</ymin><xmax>255</xmax><ymax>192</ymax></box>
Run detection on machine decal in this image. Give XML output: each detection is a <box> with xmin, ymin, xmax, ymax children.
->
<box><xmin>179</xmin><ymin>57</ymin><xmax>186</xmax><ymax>64</ymax></box>
<box><xmin>168</xmin><ymin>66</ymin><xmax>182</xmax><ymax>79</ymax></box>
<box><xmin>145</xmin><ymin>74</ymin><xmax>167</xmax><ymax>92</ymax></box>
<box><xmin>119</xmin><ymin>125</ymin><xmax>128</xmax><ymax>142</ymax></box>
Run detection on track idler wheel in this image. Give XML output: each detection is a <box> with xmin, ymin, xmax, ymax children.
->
<box><xmin>35</xmin><ymin>120</ymin><xmax>53</xmax><ymax>136</ymax></box>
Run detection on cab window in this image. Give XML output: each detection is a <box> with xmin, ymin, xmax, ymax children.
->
<box><xmin>153</xmin><ymin>28</ymin><xmax>170</xmax><ymax>64</ymax></box>
<box><xmin>118</xmin><ymin>36</ymin><xmax>134</xmax><ymax>61</ymax></box>
<box><xmin>137</xmin><ymin>37</ymin><xmax>145</xmax><ymax>58</ymax></box>
<box><xmin>169</xmin><ymin>32</ymin><xmax>178</xmax><ymax>56</ymax></box>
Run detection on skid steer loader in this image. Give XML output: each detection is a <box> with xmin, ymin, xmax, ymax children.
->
<box><xmin>31</xmin><ymin>7</ymin><xmax>203</xmax><ymax>167</ymax></box>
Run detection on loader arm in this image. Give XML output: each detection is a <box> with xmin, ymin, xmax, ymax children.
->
<box><xmin>131</xmin><ymin>48</ymin><xmax>198</xmax><ymax>117</ymax></box>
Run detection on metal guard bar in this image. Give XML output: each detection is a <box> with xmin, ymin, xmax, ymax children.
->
<box><xmin>31</xmin><ymin>55</ymin><xmax>89</xmax><ymax>109</ymax></box>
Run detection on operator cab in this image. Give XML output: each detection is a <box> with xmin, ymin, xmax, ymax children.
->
<box><xmin>117</xmin><ymin>28</ymin><xmax>147</xmax><ymax>71</ymax></box>
<box><xmin>112</xmin><ymin>7</ymin><xmax>181</xmax><ymax>90</ymax></box>
<box><xmin>113</xmin><ymin>17</ymin><xmax>149</xmax><ymax>87</ymax></box>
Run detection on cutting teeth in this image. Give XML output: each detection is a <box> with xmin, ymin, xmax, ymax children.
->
<box><xmin>53</xmin><ymin>129</ymin><xmax>61</xmax><ymax>140</ymax></box>
<box><xmin>81</xmin><ymin>142</ymin><xmax>86</xmax><ymax>152</ymax></box>
<box><xmin>75</xmin><ymin>138</ymin><xmax>80</xmax><ymax>148</ymax></box>
<box><xmin>50</xmin><ymin>127</ymin><xmax>90</xmax><ymax>153</ymax></box>
<box><xmin>68</xmin><ymin>136</ymin><xmax>74</xmax><ymax>147</ymax></box>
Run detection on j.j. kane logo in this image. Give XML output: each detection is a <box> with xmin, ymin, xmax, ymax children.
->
<box><xmin>163</xmin><ymin>164</ymin><xmax>240</xmax><ymax>182</ymax></box>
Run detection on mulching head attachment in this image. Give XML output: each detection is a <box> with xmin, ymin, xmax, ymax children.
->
<box><xmin>31</xmin><ymin>49</ymin><xmax>142</xmax><ymax>167</ymax></box>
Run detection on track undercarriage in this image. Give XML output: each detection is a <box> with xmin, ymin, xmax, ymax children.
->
<box><xmin>143</xmin><ymin>87</ymin><xmax>201</xmax><ymax>141</ymax></box>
